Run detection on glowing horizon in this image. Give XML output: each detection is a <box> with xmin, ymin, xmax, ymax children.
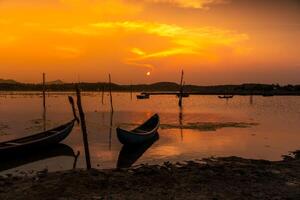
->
<box><xmin>0</xmin><ymin>0</ymin><xmax>299</xmax><ymax>84</ymax></box>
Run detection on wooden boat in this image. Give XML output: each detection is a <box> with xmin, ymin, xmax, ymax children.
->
<box><xmin>218</xmin><ymin>95</ymin><xmax>234</xmax><ymax>99</ymax></box>
<box><xmin>117</xmin><ymin>133</ymin><xmax>159</xmax><ymax>168</ymax></box>
<box><xmin>176</xmin><ymin>93</ymin><xmax>189</xmax><ymax>98</ymax></box>
<box><xmin>262</xmin><ymin>93</ymin><xmax>274</xmax><ymax>97</ymax></box>
<box><xmin>117</xmin><ymin>114</ymin><xmax>160</xmax><ymax>145</ymax></box>
<box><xmin>0</xmin><ymin>119</ymin><xmax>75</xmax><ymax>155</ymax></box>
<box><xmin>136</xmin><ymin>94</ymin><xmax>150</xmax><ymax>99</ymax></box>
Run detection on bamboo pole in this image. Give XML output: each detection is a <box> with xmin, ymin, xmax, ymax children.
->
<box><xmin>109</xmin><ymin>111</ymin><xmax>113</xmax><ymax>151</ymax></box>
<box><xmin>130</xmin><ymin>83</ymin><xmax>133</xmax><ymax>100</ymax></box>
<box><xmin>75</xmin><ymin>84</ymin><xmax>91</xmax><ymax>169</ymax></box>
<box><xmin>250</xmin><ymin>95</ymin><xmax>253</xmax><ymax>105</ymax></box>
<box><xmin>109</xmin><ymin>74</ymin><xmax>114</xmax><ymax>113</ymax></box>
<box><xmin>42</xmin><ymin>73</ymin><xmax>46</xmax><ymax>131</ymax></box>
<box><xmin>42</xmin><ymin>73</ymin><xmax>46</xmax><ymax>109</ymax></box>
<box><xmin>178</xmin><ymin>70</ymin><xmax>184</xmax><ymax>107</ymax></box>
<box><xmin>73</xmin><ymin>151</ymin><xmax>80</xmax><ymax>169</ymax></box>
<box><xmin>68</xmin><ymin>96</ymin><xmax>79</xmax><ymax>123</ymax></box>
<box><xmin>101</xmin><ymin>85</ymin><xmax>105</xmax><ymax>105</ymax></box>
<box><xmin>179</xmin><ymin>106</ymin><xmax>183</xmax><ymax>141</ymax></box>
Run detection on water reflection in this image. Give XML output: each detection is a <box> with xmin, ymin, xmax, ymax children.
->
<box><xmin>0</xmin><ymin>144</ymin><xmax>75</xmax><ymax>172</ymax></box>
<box><xmin>250</xmin><ymin>95</ymin><xmax>253</xmax><ymax>105</ymax></box>
<box><xmin>117</xmin><ymin>133</ymin><xmax>159</xmax><ymax>168</ymax></box>
<box><xmin>43</xmin><ymin>106</ymin><xmax>46</xmax><ymax>131</ymax></box>
<box><xmin>179</xmin><ymin>106</ymin><xmax>183</xmax><ymax>141</ymax></box>
<box><xmin>0</xmin><ymin>93</ymin><xmax>300</xmax><ymax>171</ymax></box>
<box><xmin>108</xmin><ymin>111</ymin><xmax>113</xmax><ymax>151</ymax></box>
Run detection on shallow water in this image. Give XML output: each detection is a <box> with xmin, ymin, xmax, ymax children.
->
<box><xmin>0</xmin><ymin>92</ymin><xmax>299</xmax><ymax>173</ymax></box>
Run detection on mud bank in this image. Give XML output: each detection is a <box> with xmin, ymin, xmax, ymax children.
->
<box><xmin>1</xmin><ymin>151</ymin><xmax>299</xmax><ymax>200</ymax></box>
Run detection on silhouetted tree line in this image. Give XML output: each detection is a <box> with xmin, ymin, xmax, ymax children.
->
<box><xmin>0</xmin><ymin>82</ymin><xmax>299</xmax><ymax>95</ymax></box>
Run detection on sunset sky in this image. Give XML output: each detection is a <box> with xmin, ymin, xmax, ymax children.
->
<box><xmin>0</xmin><ymin>0</ymin><xmax>299</xmax><ymax>84</ymax></box>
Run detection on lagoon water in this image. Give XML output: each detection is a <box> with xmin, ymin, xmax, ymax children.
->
<box><xmin>0</xmin><ymin>92</ymin><xmax>299</xmax><ymax>173</ymax></box>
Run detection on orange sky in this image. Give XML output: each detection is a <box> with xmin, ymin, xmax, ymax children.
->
<box><xmin>0</xmin><ymin>0</ymin><xmax>299</xmax><ymax>84</ymax></box>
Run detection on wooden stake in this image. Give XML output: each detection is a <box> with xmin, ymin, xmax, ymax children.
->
<box><xmin>109</xmin><ymin>74</ymin><xmax>114</xmax><ymax>113</ymax></box>
<box><xmin>42</xmin><ymin>73</ymin><xmax>46</xmax><ymax>131</ymax></box>
<box><xmin>109</xmin><ymin>111</ymin><xmax>113</xmax><ymax>151</ymax></box>
<box><xmin>101</xmin><ymin>85</ymin><xmax>105</xmax><ymax>105</ymax></box>
<box><xmin>68</xmin><ymin>96</ymin><xmax>79</xmax><ymax>123</ymax></box>
<box><xmin>250</xmin><ymin>95</ymin><xmax>253</xmax><ymax>105</ymax></box>
<box><xmin>130</xmin><ymin>84</ymin><xmax>133</xmax><ymax>100</ymax></box>
<box><xmin>42</xmin><ymin>73</ymin><xmax>46</xmax><ymax>109</ymax></box>
<box><xmin>179</xmin><ymin>106</ymin><xmax>183</xmax><ymax>141</ymax></box>
<box><xmin>42</xmin><ymin>107</ymin><xmax>46</xmax><ymax>131</ymax></box>
<box><xmin>178</xmin><ymin>70</ymin><xmax>184</xmax><ymax>107</ymax></box>
<box><xmin>75</xmin><ymin>84</ymin><xmax>91</xmax><ymax>170</ymax></box>
<box><xmin>73</xmin><ymin>151</ymin><xmax>80</xmax><ymax>169</ymax></box>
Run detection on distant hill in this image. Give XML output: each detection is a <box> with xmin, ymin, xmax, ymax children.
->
<box><xmin>0</xmin><ymin>80</ymin><xmax>299</xmax><ymax>95</ymax></box>
<box><xmin>0</xmin><ymin>79</ymin><xmax>19</xmax><ymax>84</ymax></box>
<box><xmin>46</xmin><ymin>80</ymin><xmax>64</xmax><ymax>85</ymax></box>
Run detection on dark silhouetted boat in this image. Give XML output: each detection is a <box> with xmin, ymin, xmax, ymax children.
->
<box><xmin>117</xmin><ymin>114</ymin><xmax>160</xmax><ymax>145</ymax></box>
<box><xmin>0</xmin><ymin>143</ymin><xmax>75</xmax><ymax>172</ymax></box>
<box><xmin>117</xmin><ymin>133</ymin><xmax>159</xmax><ymax>168</ymax></box>
<box><xmin>262</xmin><ymin>93</ymin><xmax>274</xmax><ymax>97</ymax></box>
<box><xmin>218</xmin><ymin>95</ymin><xmax>234</xmax><ymax>99</ymax></box>
<box><xmin>0</xmin><ymin>119</ymin><xmax>75</xmax><ymax>155</ymax></box>
<box><xmin>136</xmin><ymin>94</ymin><xmax>150</xmax><ymax>99</ymax></box>
<box><xmin>176</xmin><ymin>93</ymin><xmax>189</xmax><ymax>98</ymax></box>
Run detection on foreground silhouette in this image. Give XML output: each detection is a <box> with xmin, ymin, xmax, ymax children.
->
<box><xmin>117</xmin><ymin>133</ymin><xmax>159</xmax><ymax>168</ymax></box>
<box><xmin>0</xmin><ymin>143</ymin><xmax>75</xmax><ymax>172</ymax></box>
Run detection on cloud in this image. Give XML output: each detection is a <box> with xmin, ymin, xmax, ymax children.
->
<box><xmin>53</xmin><ymin>21</ymin><xmax>248</xmax><ymax>68</ymax></box>
<box><xmin>131</xmin><ymin>48</ymin><xmax>146</xmax><ymax>56</ymax></box>
<box><xmin>135</xmin><ymin>0</ymin><xmax>230</xmax><ymax>9</ymax></box>
<box><xmin>55</xmin><ymin>46</ymin><xmax>81</xmax><ymax>58</ymax></box>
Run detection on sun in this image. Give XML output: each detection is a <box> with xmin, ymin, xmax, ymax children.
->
<box><xmin>146</xmin><ymin>71</ymin><xmax>151</xmax><ymax>76</ymax></box>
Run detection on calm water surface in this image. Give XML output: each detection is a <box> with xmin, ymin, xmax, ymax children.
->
<box><xmin>0</xmin><ymin>92</ymin><xmax>299</xmax><ymax>173</ymax></box>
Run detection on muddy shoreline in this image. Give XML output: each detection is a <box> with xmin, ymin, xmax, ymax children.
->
<box><xmin>1</xmin><ymin>151</ymin><xmax>300</xmax><ymax>200</ymax></box>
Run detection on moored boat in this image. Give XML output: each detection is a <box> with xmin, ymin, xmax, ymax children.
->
<box><xmin>117</xmin><ymin>114</ymin><xmax>160</xmax><ymax>145</ymax></box>
<box><xmin>218</xmin><ymin>95</ymin><xmax>234</xmax><ymax>99</ymax></box>
<box><xmin>176</xmin><ymin>93</ymin><xmax>190</xmax><ymax>98</ymax></box>
<box><xmin>136</xmin><ymin>94</ymin><xmax>150</xmax><ymax>99</ymax></box>
<box><xmin>0</xmin><ymin>119</ymin><xmax>75</xmax><ymax>155</ymax></box>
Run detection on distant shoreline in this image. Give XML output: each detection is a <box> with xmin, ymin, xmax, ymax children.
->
<box><xmin>0</xmin><ymin>91</ymin><xmax>300</xmax><ymax>96</ymax></box>
<box><xmin>0</xmin><ymin>82</ymin><xmax>300</xmax><ymax>96</ymax></box>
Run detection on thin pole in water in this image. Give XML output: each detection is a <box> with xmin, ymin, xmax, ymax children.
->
<box><xmin>101</xmin><ymin>85</ymin><xmax>105</xmax><ymax>105</ymax></box>
<box><xmin>109</xmin><ymin>111</ymin><xmax>113</xmax><ymax>151</ymax></box>
<box><xmin>109</xmin><ymin>74</ymin><xmax>114</xmax><ymax>113</ymax></box>
<box><xmin>42</xmin><ymin>73</ymin><xmax>46</xmax><ymax>109</ymax></box>
<box><xmin>75</xmin><ymin>84</ymin><xmax>91</xmax><ymax>170</ymax></box>
<box><xmin>68</xmin><ymin>96</ymin><xmax>79</xmax><ymax>123</ymax></box>
<box><xmin>42</xmin><ymin>73</ymin><xmax>46</xmax><ymax>131</ymax></box>
<box><xmin>130</xmin><ymin>83</ymin><xmax>133</xmax><ymax>100</ymax></box>
<box><xmin>178</xmin><ymin>70</ymin><xmax>184</xmax><ymax>107</ymax></box>
<box><xmin>179</xmin><ymin>106</ymin><xmax>183</xmax><ymax>141</ymax></box>
<box><xmin>250</xmin><ymin>95</ymin><xmax>253</xmax><ymax>105</ymax></box>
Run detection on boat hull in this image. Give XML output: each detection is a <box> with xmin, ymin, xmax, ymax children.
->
<box><xmin>136</xmin><ymin>94</ymin><xmax>149</xmax><ymax>99</ymax></box>
<box><xmin>117</xmin><ymin>114</ymin><xmax>160</xmax><ymax>145</ymax></box>
<box><xmin>0</xmin><ymin>120</ymin><xmax>75</xmax><ymax>155</ymax></box>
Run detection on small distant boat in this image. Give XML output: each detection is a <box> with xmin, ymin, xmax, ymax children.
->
<box><xmin>218</xmin><ymin>95</ymin><xmax>234</xmax><ymax>99</ymax></box>
<box><xmin>117</xmin><ymin>114</ymin><xmax>160</xmax><ymax>145</ymax></box>
<box><xmin>136</xmin><ymin>94</ymin><xmax>150</xmax><ymax>99</ymax></box>
<box><xmin>262</xmin><ymin>93</ymin><xmax>274</xmax><ymax>97</ymax></box>
<box><xmin>0</xmin><ymin>119</ymin><xmax>75</xmax><ymax>155</ymax></box>
<box><xmin>176</xmin><ymin>93</ymin><xmax>190</xmax><ymax>98</ymax></box>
